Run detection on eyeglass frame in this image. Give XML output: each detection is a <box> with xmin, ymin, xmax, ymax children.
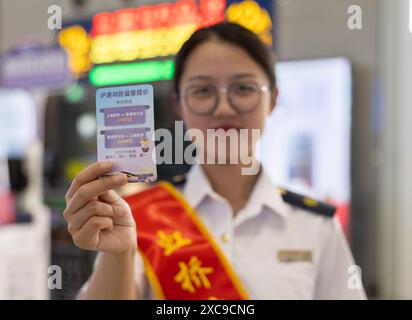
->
<box><xmin>178</xmin><ymin>82</ymin><xmax>270</xmax><ymax>116</ymax></box>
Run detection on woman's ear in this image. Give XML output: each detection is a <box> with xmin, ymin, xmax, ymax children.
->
<box><xmin>269</xmin><ymin>86</ymin><xmax>278</xmax><ymax>113</ymax></box>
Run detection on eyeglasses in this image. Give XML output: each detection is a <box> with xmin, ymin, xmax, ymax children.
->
<box><xmin>180</xmin><ymin>82</ymin><xmax>270</xmax><ymax>116</ymax></box>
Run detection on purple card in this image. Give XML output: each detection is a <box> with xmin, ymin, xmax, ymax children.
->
<box><xmin>96</xmin><ymin>85</ymin><xmax>157</xmax><ymax>183</ymax></box>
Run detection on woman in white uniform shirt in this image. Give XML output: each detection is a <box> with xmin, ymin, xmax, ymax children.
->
<box><xmin>63</xmin><ymin>22</ymin><xmax>366</xmax><ymax>300</ymax></box>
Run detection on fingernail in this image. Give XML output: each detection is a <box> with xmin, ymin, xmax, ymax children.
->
<box><xmin>114</xmin><ymin>173</ymin><xmax>127</xmax><ymax>183</ymax></box>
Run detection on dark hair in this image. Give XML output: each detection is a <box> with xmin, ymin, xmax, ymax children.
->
<box><xmin>173</xmin><ymin>22</ymin><xmax>276</xmax><ymax>96</ymax></box>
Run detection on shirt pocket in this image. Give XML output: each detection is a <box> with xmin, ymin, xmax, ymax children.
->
<box><xmin>248</xmin><ymin>259</ymin><xmax>316</xmax><ymax>299</ymax></box>
<box><xmin>274</xmin><ymin>260</ymin><xmax>316</xmax><ymax>298</ymax></box>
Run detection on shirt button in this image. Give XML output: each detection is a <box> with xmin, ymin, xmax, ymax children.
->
<box><xmin>220</xmin><ymin>233</ymin><xmax>231</xmax><ymax>243</ymax></box>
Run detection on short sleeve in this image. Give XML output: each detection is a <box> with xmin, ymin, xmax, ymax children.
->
<box><xmin>314</xmin><ymin>217</ymin><xmax>367</xmax><ymax>300</ymax></box>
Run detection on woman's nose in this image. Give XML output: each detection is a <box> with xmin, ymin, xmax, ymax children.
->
<box><xmin>212</xmin><ymin>91</ymin><xmax>237</xmax><ymax>117</ymax></box>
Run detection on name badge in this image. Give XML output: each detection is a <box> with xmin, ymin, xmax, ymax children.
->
<box><xmin>277</xmin><ymin>250</ymin><xmax>312</xmax><ymax>263</ymax></box>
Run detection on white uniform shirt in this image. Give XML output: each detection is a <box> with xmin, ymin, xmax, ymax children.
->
<box><xmin>85</xmin><ymin>164</ymin><xmax>367</xmax><ymax>300</ymax></box>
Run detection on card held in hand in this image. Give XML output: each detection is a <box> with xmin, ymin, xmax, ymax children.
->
<box><xmin>96</xmin><ymin>84</ymin><xmax>157</xmax><ymax>183</ymax></box>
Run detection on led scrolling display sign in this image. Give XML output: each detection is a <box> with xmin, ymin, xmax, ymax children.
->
<box><xmin>58</xmin><ymin>0</ymin><xmax>273</xmax><ymax>85</ymax></box>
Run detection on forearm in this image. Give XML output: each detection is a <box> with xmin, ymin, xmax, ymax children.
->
<box><xmin>79</xmin><ymin>249</ymin><xmax>138</xmax><ymax>300</ymax></box>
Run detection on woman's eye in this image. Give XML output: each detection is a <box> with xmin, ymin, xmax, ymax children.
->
<box><xmin>192</xmin><ymin>86</ymin><xmax>213</xmax><ymax>96</ymax></box>
<box><xmin>233</xmin><ymin>84</ymin><xmax>255</xmax><ymax>95</ymax></box>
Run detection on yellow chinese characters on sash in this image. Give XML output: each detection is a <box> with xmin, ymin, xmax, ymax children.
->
<box><xmin>123</xmin><ymin>181</ymin><xmax>249</xmax><ymax>300</ymax></box>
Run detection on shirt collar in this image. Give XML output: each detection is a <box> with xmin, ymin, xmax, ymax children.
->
<box><xmin>182</xmin><ymin>164</ymin><xmax>290</xmax><ymax>220</ymax></box>
<box><xmin>252</xmin><ymin>169</ymin><xmax>290</xmax><ymax>219</ymax></box>
<box><xmin>183</xmin><ymin>164</ymin><xmax>218</xmax><ymax>209</ymax></box>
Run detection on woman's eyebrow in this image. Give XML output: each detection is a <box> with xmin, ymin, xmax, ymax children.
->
<box><xmin>188</xmin><ymin>75</ymin><xmax>214</xmax><ymax>82</ymax></box>
<box><xmin>230</xmin><ymin>73</ymin><xmax>257</xmax><ymax>80</ymax></box>
<box><xmin>188</xmin><ymin>74</ymin><xmax>257</xmax><ymax>82</ymax></box>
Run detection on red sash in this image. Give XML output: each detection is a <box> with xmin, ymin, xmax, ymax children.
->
<box><xmin>124</xmin><ymin>181</ymin><xmax>249</xmax><ymax>300</ymax></box>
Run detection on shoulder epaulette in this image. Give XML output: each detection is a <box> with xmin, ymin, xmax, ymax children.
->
<box><xmin>277</xmin><ymin>187</ymin><xmax>336</xmax><ymax>218</ymax></box>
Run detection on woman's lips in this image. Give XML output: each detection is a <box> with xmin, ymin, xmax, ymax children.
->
<box><xmin>211</xmin><ymin>125</ymin><xmax>241</xmax><ymax>131</ymax></box>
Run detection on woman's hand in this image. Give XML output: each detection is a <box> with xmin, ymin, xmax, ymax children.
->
<box><xmin>63</xmin><ymin>162</ymin><xmax>137</xmax><ymax>255</ymax></box>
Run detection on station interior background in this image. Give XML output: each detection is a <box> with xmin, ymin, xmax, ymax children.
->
<box><xmin>0</xmin><ymin>0</ymin><xmax>411</xmax><ymax>299</ymax></box>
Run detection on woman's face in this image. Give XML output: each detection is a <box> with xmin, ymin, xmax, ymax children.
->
<box><xmin>178</xmin><ymin>39</ymin><xmax>277</xmax><ymax>164</ymax></box>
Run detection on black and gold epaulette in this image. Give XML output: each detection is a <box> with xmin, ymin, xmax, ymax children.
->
<box><xmin>168</xmin><ymin>173</ymin><xmax>187</xmax><ymax>186</ymax></box>
<box><xmin>277</xmin><ymin>187</ymin><xmax>336</xmax><ymax>218</ymax></box>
